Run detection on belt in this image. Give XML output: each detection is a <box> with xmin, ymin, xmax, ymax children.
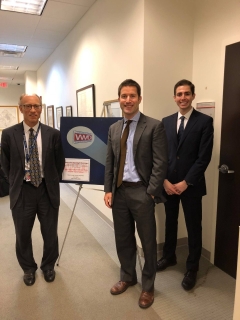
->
<box><xmin>121</xmin><ymin>181</ymin><xmax>144</xmax><ymax>187</ymax></box>
<box><xmin>23</xmin><ymin>178</ymin><xmax>45</xmax><ymax>184</ymax></box>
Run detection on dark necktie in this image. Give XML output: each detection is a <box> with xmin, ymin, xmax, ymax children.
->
<box><xmin>177</xmin><ymin>116</ymin><xmax>185</xmax><ymax>143</ymax></box>
<box><xmin>117</xmin><ymin>120</ymin><xmax>132</xmax><ymax>187</ymax></box>
<box><xmin>29</xmin><ymin>128</ymin><xmax>42</xmax><ymax>187</ymax></box>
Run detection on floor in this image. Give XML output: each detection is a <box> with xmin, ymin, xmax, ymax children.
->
<box><xmin>60</xmin><ymin>183</ymin><xmax>236</xmax><ymax>320</ymax></box>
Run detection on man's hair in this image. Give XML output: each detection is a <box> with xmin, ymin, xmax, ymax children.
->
<box><xmin>118</xmin><ymin>79</ymin><xmax>141</xmax><ymax>97</ymax></box>
<box><xmin>19</xmin><ymin>94</ymin><xmax>41</xmax><ymax>105</ymax></box>
<box><xmin>174</xmin><ymin>79</ymin><xmax>195</xmax><ymax>95</ymax></box>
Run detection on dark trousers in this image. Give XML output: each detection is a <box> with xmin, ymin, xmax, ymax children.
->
<box><xmin>112</xmin><ymin>184</ymin><xmax>156</xmax><ymax>292</ymax></box>
<box><xmin>12</xmin><ymin>181</ymin><xmax>59</xmax><ymax>272</ymax></box>
<box><xmin>163</xmin><ymin>194</ymin><xmax>202</xmax><ymax>272</ymax></box>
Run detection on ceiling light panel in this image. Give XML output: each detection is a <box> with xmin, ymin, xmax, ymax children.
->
<box><xmin>0</xmin><ymin>44</ymin><xmax>27</xmax><ymax>53</ymax></box>
<box><xmin>0</xmin><ymin>77</ymin><xmax>14</xmax><ymax>81</ymax></box>
<box><xmin>0</xmin><ymin>0</ymin><xmax>48</xmax><ymax>15</ymax></box>
<box><xmin>0</xmin><ymin>65</ymin><xmax>19</xmax><ymax>70</ymax></box>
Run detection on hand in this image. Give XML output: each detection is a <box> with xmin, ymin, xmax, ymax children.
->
<box><xmin>174</xmin><ymin>180</ymin><xmax>188</xmax><ymax>195</ymax></box>
<box><xmin>104</xmin><ymin>192</ymin><xmax>112</xmax><ymax>208</ymax></box>
<box><xmin>163</xmin><ymin>179</ymin><xmax>179</xmax><ymax>195</ymax></box>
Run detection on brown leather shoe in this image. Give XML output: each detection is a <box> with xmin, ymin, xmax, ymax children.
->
<box><xmin>138</xmin><ymin>291</ymin><xmax>154</xmax><ymax>308</ymax></box>
<box><xmin>110</xmin><ymin>280</ymin><xmax>137</xmax><ymax>295</ymax></box>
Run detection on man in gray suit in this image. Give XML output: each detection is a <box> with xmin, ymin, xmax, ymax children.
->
<box><xmin>104</xmin><ymin>79</ymin><xmax>168</xmax><ymax>308</ymax></box>
<box><xmin>1</xmin><ymin>94</ymin><xmax>65</xmax><ymax>286</ymax></box>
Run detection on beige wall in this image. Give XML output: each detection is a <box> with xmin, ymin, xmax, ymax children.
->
<box><xmin>193</xmin><ymin>0</ymin><xmax>240</xmax><ymax>259</ymax></box>
<box><xmin>37</xmin><ymin>0</ymin><xmax>144</xmax><ymax>223</ymax></box>
<box><xmin>144</xmin><ymin>0</ymin><xmax>194</xmax><ymax>243</ymax></box>
<box><xmin>2</xmin><ymin>0</ymin><xmax>236</xmax><ymax>259</ymax></box>
<box><xmin>0</xmin><ymin>85</ymin><xmax>24</xmax><ymax>105</ymax></box>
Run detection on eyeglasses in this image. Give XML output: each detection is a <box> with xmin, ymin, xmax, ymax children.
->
<box><xmin>21</xmin><ymin>104</ymin><xmax>42</xmax><ymax>110</ymax></box>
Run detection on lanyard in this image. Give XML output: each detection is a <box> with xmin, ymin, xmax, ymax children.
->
<box><xmin>23</xmin><ymin>124</ymin><xmax>41</xmax><ymax>163</ymax></box>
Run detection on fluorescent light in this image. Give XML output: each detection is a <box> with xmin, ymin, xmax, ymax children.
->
<box><xmin>0</xmin><ymin>77</ymin><xmax>14</xmax><ymax>81</ymax></box>
<box><xmin>0</xmin><ymin>44</ymin><xmax>27</xmax><ymax>53</ymax></box>
<box><xmin>0</xmin><ymin>65</ymin><xmax>19</xmax><ymax>70</ymax></box>
<box><xmin>0</xmin><ymin>0</ymin><xmax>48</xmax><ymax>15</ymax></box>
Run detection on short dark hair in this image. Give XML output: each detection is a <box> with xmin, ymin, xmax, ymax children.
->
<box><xmin>118</xmin><ymin>79</ymin><xmax>141</xmax><ymax>97</ymax></box>
<box><xmin>174</xmin><ymin>79</ymin><xmax>195</xmax><ymax>95</ymax></box>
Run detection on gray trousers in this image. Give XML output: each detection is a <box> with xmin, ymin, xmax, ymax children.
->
<box><xmin>112</xmin><ymin>184</ymin><xmax>156</xmax><ymax>292</ymax></box>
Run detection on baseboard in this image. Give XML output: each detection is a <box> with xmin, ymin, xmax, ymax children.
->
<box><xmin>66</xmin><ymin>183</ymin><xmax>211</xmax><ymax>262</ymax></box>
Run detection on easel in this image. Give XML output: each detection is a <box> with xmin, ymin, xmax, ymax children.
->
<box><xmin>57</xmin><ymin>183</ymin><xmax>143</xmax><ymax>272</ymax></box>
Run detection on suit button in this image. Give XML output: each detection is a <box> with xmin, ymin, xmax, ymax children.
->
<box><xmin>177</xmin><ymin>156</ymin><xmax>180</xmax><ymax>159</ymax></box>
<box><xmin>174</xmin><ymin>170</ymin><xmax>177</xmax><ymax>172</ymax></box>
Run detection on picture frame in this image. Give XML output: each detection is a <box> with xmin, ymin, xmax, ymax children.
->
<box><xmin>56</xmin><ymin>106</ymin><xmax>63</xmax><ymax>129</ymax></box>
<box><xmin>0</xmin><ymin>106</ymin><xmax>19</xmax><ymax>130</ymax></box>
<box><xmin>66</xmin><ymin>105</ymin><xmax>72</xmax><ymax>117</ymax></box>
<box><xmin>102</xmin><ymin>99</ymin><xmax>122</xmax><ymax>117</ymax></box>
<box><xmin>76</xmin><ymin>84</ymin><xmax>96</xmax><ymax>117</ymax></box>
<box><xmin>47</xmin><ymin>105</ymin><xmax>54</xmax><ymax>128</ymax></box>
<box><xmin>40</xmin><ymin>103</ymin><xmax>46</xmax><ymax>124</ymax></box>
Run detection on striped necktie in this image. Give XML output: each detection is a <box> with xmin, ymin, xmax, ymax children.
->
<box><xmin>29</xmin><ymin>128</ymin><xmax>42</xmax><ymax>187</ymax></box>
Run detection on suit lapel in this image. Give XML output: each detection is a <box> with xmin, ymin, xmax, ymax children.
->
<box><xmin>13</xmin><ymin>123</ymin><xmax>25</xmax><ymax>170</ymax></box>
<box><xmin>40</xmin><ymin>123</ymin><xmax>49</xmax><ymax>170</ymax></box>
<box><xmin>114</xmin><ymin>120</ymin><xmax>124</xmax><ymax>158</ymax></box>
<box><xmin>169</xmin><ymin>113</ymin><xmax>178</xmax><ymax>148</ymax></box>
<box><xmin>133</xmin><ymin>113</ymin><xmax>146</xmax><ymax>157</ymax></box>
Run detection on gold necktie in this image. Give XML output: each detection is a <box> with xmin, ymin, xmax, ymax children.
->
<box><xmin>117</xmin><ymin>120</ymin><xmax>132</xmax><ymax>187</ymax></box>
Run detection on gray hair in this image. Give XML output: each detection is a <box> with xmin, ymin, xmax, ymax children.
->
<box><xmin>18</xmin><ymin>94</ymin><xmax>41</xmax><ymax>106</ymax></box>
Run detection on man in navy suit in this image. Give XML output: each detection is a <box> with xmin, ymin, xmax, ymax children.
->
<box><xmin>156</xmin><ymin>79</ymin><xmax>213</xmax><ymax>290</ymax></box>
<box><xmin>1</xmin><ymin>94</ymin><xmax>65</xmax><ymax>286</ymax></box>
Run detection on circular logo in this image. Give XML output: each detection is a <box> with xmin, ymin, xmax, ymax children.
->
<box><xmin>67</xmin><ymin>126</ymin><xmax>95</xmax><ymax>149</ymax></box>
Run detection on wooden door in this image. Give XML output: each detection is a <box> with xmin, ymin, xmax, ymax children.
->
<box><xmin>215</xmin><ymin>41</ymin><xmax>240</xmax><ymax>278</ymax></box>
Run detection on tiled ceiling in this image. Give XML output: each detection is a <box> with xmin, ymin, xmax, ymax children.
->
<box><xmin>0</xmin><ymin>0</ymin><xmax>96</xmax><ymax>86</ymax></box>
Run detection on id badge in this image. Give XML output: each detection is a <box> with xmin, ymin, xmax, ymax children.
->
<box><xmin>25</xmin><ymin>170</ymin><xmax>31</xmax><ymax>181</ymax></box>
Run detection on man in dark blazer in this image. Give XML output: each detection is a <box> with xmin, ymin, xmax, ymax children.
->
<box><xmin>104</xmin><ymin>79</ymin><xmax>168</xmax><ymax>308</ymax></box>
<box><xmin>156</xmin><ymin>79</ymin><xmax>213</xmax><ymax>290</ymax></box>
<box><xmin>1</xmin><ymin>94</ymin><xmax>65</xmax><ymax>286</ymax></box>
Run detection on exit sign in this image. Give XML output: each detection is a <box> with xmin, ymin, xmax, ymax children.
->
<box><xmin>0</xmin><ymin>82</ymin><xmax>8</xmax><ymax>88</ymax></box>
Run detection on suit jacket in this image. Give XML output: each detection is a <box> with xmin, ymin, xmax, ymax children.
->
<box><xmin>104</xmin><ymin>112</ymin><xmax>168</xmax><ymax>204</ymax></box>
<box><xmin>1</xmin><ymin>122</ymin><xmax>65</xmax><ymax>209</ymax></box>
<box><xmin>162</xmin><ymin>108</ymin><xmax>214</xmax><ymax>197</ymax></box>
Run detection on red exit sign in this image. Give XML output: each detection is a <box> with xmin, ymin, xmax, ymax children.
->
<box><xmin>0</xmin><ymin>82</ymin><xmax>8</xmax><ymax>88</ymax></box>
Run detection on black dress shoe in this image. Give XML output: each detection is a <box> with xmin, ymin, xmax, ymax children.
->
<box><xmin>23</xmin><ymin>272</ymin><xmax>35</xmax><ymax>286</ymax></box>
<box><xmin>181</xmin><ymin>271</ymin><xmax>197</xmax><ymax>290</ymax></box>
<box><xmin>43</xmin><ymin>269</ymin><xmax>55</xmax><ymax>282</ymax></box>
<box><xmin>156</xmin><ymin>257</ymin><xmax>177</xmax><ymax>271</ymax></box>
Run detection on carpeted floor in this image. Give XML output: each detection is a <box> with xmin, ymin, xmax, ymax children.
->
<box><xmin>0</xmin><ymin>183</ymin><xmax>236</xmax><ymax>320</ymax></box>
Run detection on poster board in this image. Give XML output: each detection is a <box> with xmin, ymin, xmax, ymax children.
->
<box><xmin>60</xmin><ymin>117</ymin><xmax>121</xmax><ymax>185</ymax></box>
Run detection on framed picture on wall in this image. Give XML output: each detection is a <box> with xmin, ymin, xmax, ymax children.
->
<box><xmin>56</xmin><ymin>106</ymin><xmax>63</xmax><ymax>129</ymax></box>
<box><xmin>76</xmin><ymin>84</ymin><xmax>96</xmax><ymax>117</ymax></box>
<box><xmin>66</xmin><ymin>105</ymin><xmax>72</xmax><ymax>117</ymax></box>
<box><xmin>102</xmin><ymin>99</ymin><xmax>122</xmax><ymax>117</ymax></box>
<box><xmin>40</xmin><ymin>103</ymin><xmax>46</xmax><ymax>124</ymax></box>
<box><xmin>47</xmin><ymin>105</ymin><xmax>54</xmax><ymax>128</ymax></box>
<box><xmin>0</xmin><ymin>106</ymin><xmax>19</xmax><ymax>130</ymax></box>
